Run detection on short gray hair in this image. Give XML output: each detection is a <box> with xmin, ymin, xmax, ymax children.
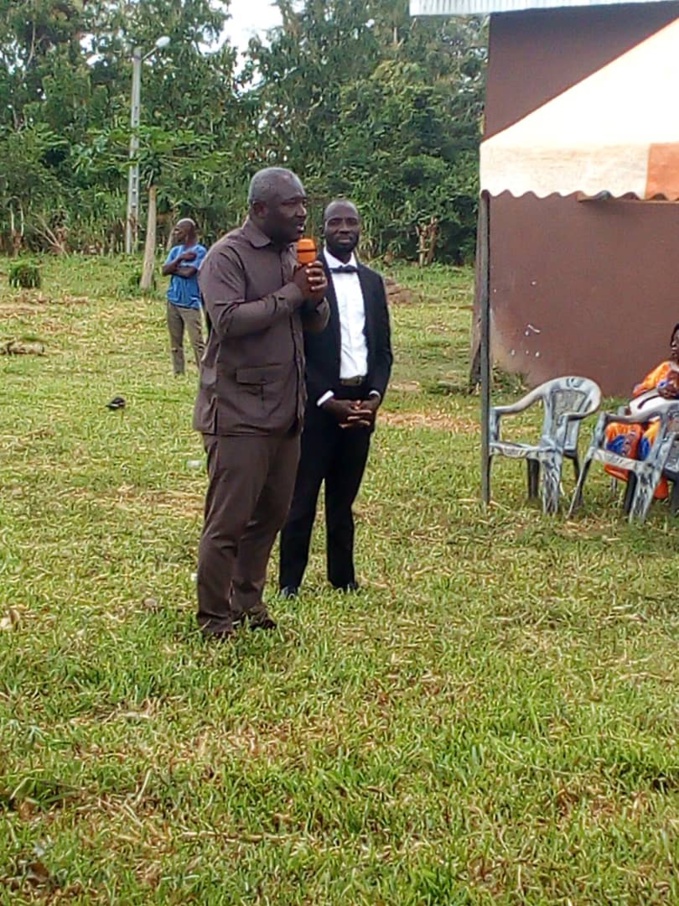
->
<box><xmin>248</xmin><ymin>167</ymin><xmax>302</xmax><ymax>205</ymax></box>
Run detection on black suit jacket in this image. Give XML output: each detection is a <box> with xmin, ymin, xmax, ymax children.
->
<box><xmin>303</xmin><ymin>258</ymin><xmax>393</xmax><ymax>411</ymax></box>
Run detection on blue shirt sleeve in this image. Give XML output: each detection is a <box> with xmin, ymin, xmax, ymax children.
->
<box><xmin>165</xmin><ymin>245</ymin><xmax>181</xmax><ymax>266</ymax></box>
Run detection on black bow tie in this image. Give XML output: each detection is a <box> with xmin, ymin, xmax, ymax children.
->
<box><xmin>330</xmin><ymin>265</ymin><xmax>358</xmax><ymax>274</ymax></box>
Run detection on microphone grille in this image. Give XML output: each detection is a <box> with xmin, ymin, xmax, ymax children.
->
<box><xmin>296</xmin><ymin>237</ymin><xmax>317</xmax><ymax>265</ymax></box>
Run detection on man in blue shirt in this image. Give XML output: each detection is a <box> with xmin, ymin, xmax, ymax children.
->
<box><xmin>162</xmin><ymin>218</ymin><xmax>207</xmax><ymax>375</ymax></box>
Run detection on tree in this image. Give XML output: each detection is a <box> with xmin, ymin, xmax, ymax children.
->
<box><xmin>0</xmin><ymin>0</ymin><xmax>92</xmax><ymax>250</ymax></box>
<box><xmin>245</xmin><ymin>0</ymin><xmax>486</xmax><ymax>262</ymax></box>
<box><xmin>0</xmin><ymin>124</ymin><xmax>67</xmax><ymax>252</ymax></box>
<box><xmin>334</xmin><ymin>54</ymin><xmax>482</xmax><ymax>262</ymax></box>
<box><xmin>0</xmin><ymin>0</ymin><xmax>487</xmax><ymax>262</ymax></box>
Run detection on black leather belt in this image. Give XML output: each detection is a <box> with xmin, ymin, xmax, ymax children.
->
<box><xmin>339</xmin><ymin>376</ymin><xmax>366</xmax><ymax>386</ymax></box>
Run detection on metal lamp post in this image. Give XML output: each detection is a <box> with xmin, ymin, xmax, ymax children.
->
<box><xmin>125</xmin><ymin>35</ymin><xmax>170</xmax><ymax>255</ymax></box>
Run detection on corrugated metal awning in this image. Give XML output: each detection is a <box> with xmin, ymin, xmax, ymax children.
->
<box><xmin>480</xmin><ymin>18</ymin><xmax>679</xmax><ymax>198</ymax></box>
<box><xmin>411</xmin><ymin>0</ymin><xmax>670</xmax><ymax>15</ymax></box>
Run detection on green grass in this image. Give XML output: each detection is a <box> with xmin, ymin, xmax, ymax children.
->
<box><xmin>384</xmin><ymin>262</ymin><xmax>474</xmax><ymax>392</ymax></box>
<box><xmin>1</xmin><ymin>256</ymin><xmax>678</xmax><ymax>904</ymax></box>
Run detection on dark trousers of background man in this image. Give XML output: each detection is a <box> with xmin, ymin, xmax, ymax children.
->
<box><xmin>166</xmin><ymin>302</ymin><xmax>205</xmax><ymax>374</ymax></box>
<box><xmin>197</xmin><ymin>431</ymin><xmax>300</xmax><ymax>634</ymax></box>
<box><xmin>279</xmin><ymin>385</ymin><xmax>372</xmax><ymax>591</ymax></box>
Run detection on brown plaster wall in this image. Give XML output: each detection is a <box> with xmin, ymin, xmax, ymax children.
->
<box><xmin>490</xmin><ymin>195</ymin><xmax>679</xmax><ymax>395</ymax></box>
<box><xmin>484</xmin><ymin>3</ymin><xmax>679</xmax><ymax>396</ymax></box>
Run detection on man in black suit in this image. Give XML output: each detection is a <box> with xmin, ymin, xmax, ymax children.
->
<box><xmin>278</xmin><ymin>199</ymin><xmax>393</xmax><ymax>596</ymax></box>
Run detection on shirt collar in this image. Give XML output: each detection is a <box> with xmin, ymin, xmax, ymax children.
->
<box><xmin>323</xmin><ymin>248</ymin><xmax>358</xmax><ymax>270</ymax></box>
<box><xmin>241</xmin><ymin>217</ymin><xmax>290</xmax><ymax>250</ymax></box>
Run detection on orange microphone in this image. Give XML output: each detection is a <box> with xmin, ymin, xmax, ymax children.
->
<box><xmin>296</xmin><ymin>237</ymin><xmax>317</xmax><ymax>266</ymax></box>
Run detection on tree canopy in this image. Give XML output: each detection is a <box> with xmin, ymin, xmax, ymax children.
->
<box><xmin>0</xmin><ymin>0</ymin><xmax>486</xmax><ymax>263</ymax></box>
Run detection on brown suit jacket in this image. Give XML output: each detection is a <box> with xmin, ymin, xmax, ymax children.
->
<box><xmin>194</xmin><ymin>218</ymin><xmax>330</xmax><ymax>436</ymax></box>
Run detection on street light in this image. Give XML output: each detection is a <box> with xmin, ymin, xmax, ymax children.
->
<box><xmin>125</xmin><ymin>35</ymin><xmax>170</xmax><ymax>255</ymax></box>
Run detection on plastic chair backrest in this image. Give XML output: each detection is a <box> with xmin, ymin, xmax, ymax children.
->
<box><xmin>539</xmin><ymin>377</ymin><xmax>602</xmax><ymax>451</ymax></box>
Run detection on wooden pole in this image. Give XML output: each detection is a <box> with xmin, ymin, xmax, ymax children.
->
<box><xmin>478</xmin><ymin>190</ymin><xmax>491</xmax><ymax>505</ymax></box>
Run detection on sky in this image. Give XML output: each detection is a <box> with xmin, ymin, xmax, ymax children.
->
<box><xmin>225</xmin><ymin>0</ymin><xmax>283</xmax><ymax>53</ymax></box>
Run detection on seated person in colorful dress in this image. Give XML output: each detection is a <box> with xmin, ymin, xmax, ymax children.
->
<box><xmin>605</xmin><ymin>323</ymin><xmax>679</xmax><ymax>499</ymax></box>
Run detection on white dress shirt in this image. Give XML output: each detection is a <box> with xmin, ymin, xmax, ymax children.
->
<box><xmin>317</xmin><ymin>249</ymin><xmax>376</xmax><ymax>407</ymax></box>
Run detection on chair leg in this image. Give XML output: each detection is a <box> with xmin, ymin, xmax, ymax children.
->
<box><xmin>571</xmin><ymin>454</ymin><xmax>580</xmax><ymax>482</ymax></box>
<box><xmin>670</xmin><ymin>478</ymin><xmax>679</xmax><ymax>516</ymax></box>
<box><xmin>527</xmin><ymin>460</ymin><xmax>540</xmax><ymax>500</ymax></box>
<box><xmin>541</xmin><ymin>455</ymin><xmax>562</xmax><ymax>515</ymax></box>
<box><xmin>628</xmin><ymin>483</ymin><xmax>654</xmax><ymax>522</ymax></box>
<box><xmin>567</xmin><ymin>456</ymin><xmax>593</xmax><ymax>517</ymax></box>
<box><xmin>622</xmin><ymin>474</ymin><xmax>637</xmax><ymax>516</ymax></box>
<box><xmin>627</xmin><ymin>469</ymin><xmax>660</xmax><ymax>523</ymax></box>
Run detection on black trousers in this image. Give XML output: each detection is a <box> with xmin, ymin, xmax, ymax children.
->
<box><xmin>279</xmin><ymin>396</ymin><xmax>372</xmax><ymax>590</ymax></box>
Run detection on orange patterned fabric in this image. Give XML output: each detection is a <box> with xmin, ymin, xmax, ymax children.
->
<box><xmin>632</xmin><ymin>361</ymin><xmax>675</xmax><ymax>398</ymax></box>
<box><xmin>604</xmin><ymin>362</ymin><xmax>675</xmax><ymax>500</ymax></box>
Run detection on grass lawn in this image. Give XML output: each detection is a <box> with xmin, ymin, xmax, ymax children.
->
<box><xmin>0</xmin><ymin>256</ymin><xmax>678</xmax><ymax>904</ymax></box>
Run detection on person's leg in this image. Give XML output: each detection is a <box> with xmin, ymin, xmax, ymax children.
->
<box><xmin>324</xmin><ymin>426</ymin><xmax>371</xmax><ymax>589</ymax></box>
<box><xmin>182</xmin><ymin>306</ymin><xmax>205</xmax><ymax>369</ymax></box>
<box><xmin>278</xmin><ymin>419</ymin><xmax>334</xmax><ymax>591</ymax></box>
<box><xmin>232</xmin><ymin>432</ymin><xmax>301</xmax><ymax>622</ymax></box>
<box><xmin>166</xmin><ymin>302</ymin><xmax>185</xmax><ymax>375</ymax></box>
<box><xmin>196</xmin><ymin>435</ymin><xmax>271</xmax><ymax>635</ymax></box>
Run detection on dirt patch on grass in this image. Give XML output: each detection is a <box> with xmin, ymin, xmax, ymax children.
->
<box><xmin>0</xmin><ymin>309</ymin><xmax>69</xmax><ymax>335</ymax></box>
<box><xmin>0</xmin><ymin>305</ymin><xmax>45</xmax><ymax>316</ymax></box>
<box><xmin>148</xmin><ymin>489</ymin><xmax>204</xmax><ymax>516</ymax></box>
<box><xmin>111</xmin><ymin>487</ymin><xmax>204</xmax><ymax>517</ymax></box>
<box><xmin>382</xmin><ymin>411</ymin><xmax>478</xmax><ymax>433</ymax></box>
<box><xmin>390</xmin><ymin>381</ymin><xmax>422</xmax><ymax>393</ymax></box>
<box><xmin>2</xmin><ymin>292</ymin><xmax>91</xmax><ymax>308</ymax></box>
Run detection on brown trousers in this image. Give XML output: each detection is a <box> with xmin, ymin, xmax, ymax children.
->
<box><xmin>166</xmin><ymin>302</ymin><xmax>204</xmax><ymax>374</ymax></box>
<box><xmin>196</xmin><ymin>432</ymin><xmax>301</xmax><ymax>634</ymax></box>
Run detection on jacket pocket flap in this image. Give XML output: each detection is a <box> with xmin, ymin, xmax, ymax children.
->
<box><xmin>236</xmin><ymin>364</ymin><xmax>284</xmax><ymax>385</ymax></box>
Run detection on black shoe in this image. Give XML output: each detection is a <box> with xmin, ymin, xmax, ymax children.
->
<box><xmin>279</xmin><ymin>586</ymin><xmax>299</xmax><ymax>599</ymax></box>
<box><xmin>204</xmin><ymin>628</ymin><xmax>234</xmax><ymax>642</ymax></box>
<box><xmin>334</xmin><ymin>581</ymin><xmax>360</xmax><ymax>593</ymax></box>
<box><xmin>249</xmin><ymin>615</ymin><xmax>278</xmax><ymax>631</ymax></box>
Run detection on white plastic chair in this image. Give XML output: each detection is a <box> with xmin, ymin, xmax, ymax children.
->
<box><xmin>568</xmin><ymin>401</ymin><xmax>679</xmax><ymax>523</ymax></box>
<box><xmin>489</xmin><ymin>376</ymin><xmax>602</xmax><ymax>514</ymax></box>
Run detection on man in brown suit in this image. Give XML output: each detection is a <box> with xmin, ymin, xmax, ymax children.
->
<box><xmin>194</xmin><ymin>168</ymin><xmax>329</xmax><ymax>640</ymax></box>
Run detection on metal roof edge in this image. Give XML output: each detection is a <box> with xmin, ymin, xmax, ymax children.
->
<box><xmin>410</xmin><ymin>0</ymin><xmax>671</xmax><ymax>16</ymax></box>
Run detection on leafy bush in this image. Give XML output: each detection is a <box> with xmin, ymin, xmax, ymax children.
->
<box><xmin>9</xmin><ymin>261</ymin><xmax>42</xmax><ymax>289</ymax></box>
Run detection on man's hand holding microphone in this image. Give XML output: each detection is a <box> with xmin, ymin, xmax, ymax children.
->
<box><xmin>294</xmin><ymin>237</ymin><xmax>327</xmax><ymax>306</ymax></box>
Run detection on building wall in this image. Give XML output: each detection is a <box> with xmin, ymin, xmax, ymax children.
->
<box><xmin>485</xmin><ymin>1</ymin><xmax>679</xmax><ymax>394</ymax></box>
